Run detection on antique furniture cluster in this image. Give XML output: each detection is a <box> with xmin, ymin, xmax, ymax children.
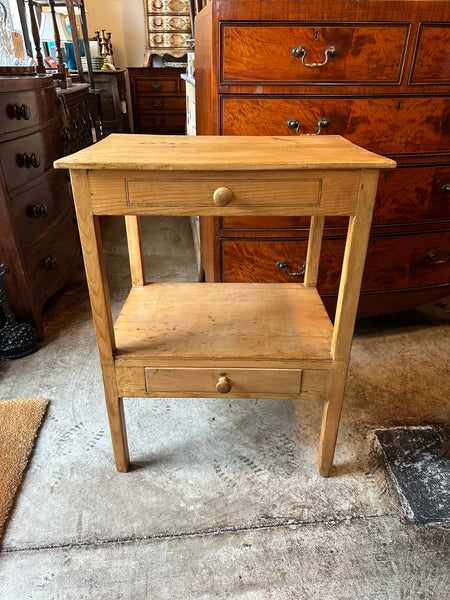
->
<box><xmin>0</xmin><ymin>73</ymin><xmax>79</xmax><ymax>339</ymax></box>
<box><xmin>56</xmin><ymin>134</ymin><xmax>395</xmax><ymax>476</ymax></box>
<box><xmin>195</xmin><ymin>0</ymin><xmax>450</xmax><ymax>317</ymax></box>
<box><xmin>128</xmin><ymin>66</ymin><xmax>186</xmax><ymax>134</ymax></box>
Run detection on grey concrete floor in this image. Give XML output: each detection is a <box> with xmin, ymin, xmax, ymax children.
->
<box><xmin>0</xmin><ymin>216</ymin><xmax>449</xmax><ymax>599</ymax></box>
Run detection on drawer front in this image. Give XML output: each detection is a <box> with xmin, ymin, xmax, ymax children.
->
<box><xmin>146</xmin><ymin>0</ymin><xmax>191</xmax><ymax>16</ymax></box>
<box><xmin>11</xmin><ymin>169</ymin><xmax>72</xmax><ymax>248</ymax></box>
<box><xmin>24</xmin><ymin>209</ymin><xmax>79</xmax><ymax>302</ymax></box>
<box><xmin>137</xmin><ymin>113</ymin><xmax>186</xmax><ymax>130</ymax></box>
<box><xmin>89</xmin><ymin>170</ymin><xmax>361</xmax><ymax>216</ymax></box>
<box><xmin>411</xmin><ymin>25</ymin><xmax>450</xmax><ymax>84</ymax></box>
<box><xmin>375</xmin><ymin>165</ymin><xmax>450</xmax><ymax>225</ymax></box>
<box><xmin>135</xmin><ymin>78</ymin><xmax>178</xmax><ymax>94</ymax></box>
<box><xmin>221</xmin><ymin>24</ymin><xmax>408</xmax><ymax>84</ymax></box>
<box><xmin>145</xmin><ymin>367</ymin><xmax>302</xmax><ymax>398</ymax></box>
<box><xmin>0</xmin><ymin>85</ymin><xmax>58</xmax><ymax>139</ymax></box>
<box><xmin>0</xmin><ymin>123</ymin><xmax>63</xmax><ymax>193</ymax></box>
<box><xmin>221</xmin><ymin>232</ymin><xmax>450</xmax><ymax>292</ymax></box>
<box><xmin>221</xmin><ymin>97</ymin><xmax>450</xmax><ymax>155</ymax></box>
<box><xmin>136</xmin><ymin>95</ymin><xmax>185</xmax><ymax>112</ymax></box>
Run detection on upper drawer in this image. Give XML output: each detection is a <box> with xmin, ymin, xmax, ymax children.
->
<box><xmin>136</xmin><ymin>95</ymin><xmax>185</xmax><ymax>112</ymax></box>
<box><xmin>410</xmin><ymin>25</ymin><xmax>450</xmax><ymax>84</ymax></box>
<box><xmin>221</xmin><ymin>97</ymin><xmax>450</xmax><ymax>155</ymax></box>
<box><xmin>0</xmin><ymin>85</ymin><xmax>58</xmax><ymax>140</ymax></box>
<box><xmin>135</xmin><ymin>78</ymin><xmax>179</xmax><ymax>94</ymax></box>
<box><xmin>0</xmin><ymin>123</ymin><xmax>63</xmax><ymax>193</ymax></box>
<box><xmin>221</xmin><ymin>24</ymin><xmax>409</xmax><ymax>84</ymax></box>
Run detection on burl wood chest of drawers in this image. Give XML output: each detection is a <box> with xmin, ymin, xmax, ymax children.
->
<box><xmin>0</xmin><ymin>74</ymin><xmax>79</xmax><ymax>338</ymax></box>
<box><xmin>195</xmin><ymin>0</ymin><xmax>450</xmax><ymax>316</ymax></box>
<box><xmin>128</xmin><ymin>67</ymin><xmax>186</xmax><ymax>134</ymax></box>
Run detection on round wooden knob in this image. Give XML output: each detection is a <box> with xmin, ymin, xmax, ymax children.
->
<box><xmin>213</xmin><ymin>187</ymin><xmax>233</xmax><ymax>207</ymax></box>
<box><xmin>216</xmin><ymin>376</ymin><xmax>231</xmax><ymax>394</ymax></box>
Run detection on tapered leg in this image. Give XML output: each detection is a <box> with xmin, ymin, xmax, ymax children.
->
<box><xmin>317</xmin><ymin>364</ymin><xmax>348</xmax><ymax>477</ymax></box>
<box><xmin>105</xmin><ymin>392</ymin><xmax>130</xmax><ymax>472</ymax></box>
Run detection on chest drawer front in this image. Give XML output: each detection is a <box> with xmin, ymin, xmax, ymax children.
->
<box><xmin>221</xmin><ymin>97</ymin><xmax>450</xmax><ymax>155</ymax></box>
<box><xmin>136</xmin><ymin>95</ymin><xmax>186</xmax><ymax>112</ymax></box>
<box><xmin>221</xmin><ymin>233</ymin><xmax>450</xmax><ymax>292</ymax></box>
<box><xmin>23</xmin><ymin>209</ymin><xmax>79</xmax><ymax>302</ymax></box>
<box><xmin>411</xmin><ymin>25</ymin><xmax>450</xmax><ymax>84</ymax></box>
<box><xmin>221</xmin><ymin>24</ymin><xmax>408</xmax><ymax>84</ymax></box>
<box><xmin>145</xmin><ymin>367</ymin><xmax>302</xmax><ymax>398</ymax></box>
<box><xmin>0</xmin><ymin>123</ymin><xmax>63</xmax><ymax>193</ymax></box>
<box><xmin>135</xmin><ymin>78</ymin><xmax>178</xmax><ymax>94</ymax></box>
<box><xmin>11</xmin><ymin>169</ymin><xmax>72</xmax><ymax>248</ymax></box>
<box><xmin>0</xmin><ymin>86</ymin><xmax>57</xmax><ymax>139</ymax></box>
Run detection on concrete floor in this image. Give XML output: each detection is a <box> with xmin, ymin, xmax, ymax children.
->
<box><xmin>0</xmin><ymin>216</ymin><xmax>449</xmax><ymax>599</ymax></box>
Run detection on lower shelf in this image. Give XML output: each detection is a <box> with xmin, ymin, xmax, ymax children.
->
<box><xmin>113</xmin><ymin>282</ymin><xmax>334</xmax><ymax>399</ymax></box>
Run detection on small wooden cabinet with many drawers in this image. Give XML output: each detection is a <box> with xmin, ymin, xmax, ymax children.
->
<box><xmin>195</xmin><ymin>0</ymin><xmax>450</xmax><ymax>316</ymax></box>
<box><xmin>0</xmin><ymin>74</ymin><xmax>79</xmax><ymax>338</ymax></box>
<box><xmin>128</xmin><ymin>67</ymin><xmax>186</xmax><ymax>134</ymax></box>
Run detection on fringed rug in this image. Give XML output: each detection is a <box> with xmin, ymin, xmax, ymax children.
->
<box><xmin>0</xmin><ymin>398</ymin><xmax>48</xmax><ymax>540</ymax></box>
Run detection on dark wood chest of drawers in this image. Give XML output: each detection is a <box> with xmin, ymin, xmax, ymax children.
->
<box><xmin>195</xmin><ymin>0</ymin><xmax>450</xmax><ymax>316</ymax></box>
<box><xmin>0</xmin><ymin>74</ymin><xmax>79</xmax><ymax>338</ymax></box>
<box><xmin>128</xmin><ymin>67</ymin><xmax>186</xmax><ymax>134</ymax></box>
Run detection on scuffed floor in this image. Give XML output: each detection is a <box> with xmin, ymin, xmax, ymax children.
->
<box><xmin>0</xmin><ymin>216</ymin><xmax>448</xmax><ymax>599</ymax></box>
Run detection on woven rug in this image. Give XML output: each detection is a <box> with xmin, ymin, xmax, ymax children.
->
<box><xmin>0</xmin><ymin>398</ymin><xmax>48</xmax><ymax>540</ymax></box>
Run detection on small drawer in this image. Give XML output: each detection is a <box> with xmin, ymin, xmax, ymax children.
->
<box><xmin>147</xmin><ymin>0</ymin><xmax>190</xmax><ymax>15</ymax></box>
<box><xmin>137</xmin><ymin>95</ymin><xmax>186</xmax><ymax>112</ymax></box>
<box><xmin>11</xmin><ymin>169</ymin><xmax>72</xmax><ymax>248</ymax></box>
<box><xmin>137</xmin><ymin>112</ymin><xmax>186</xmax><ymax>129</ymax></box>
<box><xmin>221</xmin><ymin>24</ymin><xmax>408</xmax><ymax>84</ymax></box>
<box><xmin>410</xmin><ymin>25</ymin><xmax>450</xmax><ymax>84</ymax></box>
<box><xmin>147</xmin><ymin>14</ymin><xmax>191</xmax><ymax>32</ymax></box>
<box><xmin>135</xmin><ymin>79</ymin><xmax>178</xmax><ymax>94</ymax></box>
<box><xmin>221</xmin><ymin>97</ymin><xmax>450</xmax><ymax>155</ymax></box>
<box><xmin>145</xmin><ymin>367</ymin><xmax>302</xmax><ymax>398</ymax></box>
<box><xmin>148</xmin><ymin>31</ymin><xmax>191</xmax><ymax>52</ymax></box>
<box><xmin>120</xmin><ymin>170</ymin><xmax>360</xmax><ymax>215</ymax></box>
<box><xmin>0</xmin><ymin>123</ymin><xmax>63</xmax><ymax>193</ymax></box>
<box><xmin>23</xmin><ymin>209</ymin><xmax>79</xmax><ymax>302</ymax></box>
<box><xmin>0</xmin><ymin>85</ymin><xmax>58</xmax><ymax>140</ymax></box>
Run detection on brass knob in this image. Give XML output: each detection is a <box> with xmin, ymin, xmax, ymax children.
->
<box><xmin>216</xmin><ymin>376</ymin><xmax>231</xmax><ymax>394</ymax></box>
<box><xmin>213</xmin><ymin>187</ymin><xmax>233</xmax><ymax>207</ymax></box>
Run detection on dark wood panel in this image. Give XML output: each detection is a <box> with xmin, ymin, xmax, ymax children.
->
<box><xmin>136</xmin><ymin>95</ymin><xmax>185</xmax><ymax>112</ymax></box>
<box><xmin>221</xmin><ymin>96</ymin><xmax>450</xmax><ymax>155</ymax></box>
<box><xmin>411</xmin><ymin>25</ymin><xmax>450</xmax><ymax>84</ymax></box>
<box><xmin>221</xmin><ymin>232</ymin><xmax>450</xmax><ymax>292</ymax></box>
<box><xmin>222</xmin><ymin>24</ymin><xmax>408</xmax><ymax>84</ymax></box>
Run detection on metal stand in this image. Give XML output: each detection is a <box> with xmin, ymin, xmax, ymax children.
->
<box><xmin>0</xmin><ymin>265</ymin><xmax>39</xmax><ymax>360</ymax></box>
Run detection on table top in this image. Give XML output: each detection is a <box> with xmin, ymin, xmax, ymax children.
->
<box><xmin>54</xmin><ymin>134</ymin><xmax>396</xmax><ymax>172</ymax></box>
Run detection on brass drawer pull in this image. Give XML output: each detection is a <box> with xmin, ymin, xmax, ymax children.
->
<box><xmin>44</xmin><ymin>256</ymin><xmax>58</xmax><ymax>270</ymax></box>
<box><xmin>291</xmin><ymin>45</ymin><xmax>338</xmax><ymax>67</ymax></box>
<box><xmin>427</xmin><ymin>251</ymin><xmax>450</xmax><ymax>265</ymax></box>
<box><xmin>441</xmin><ymin>183</ymin><xmax>450</xmax><ymax>193</ymax></box>
<box><xmin>153</xmin><ymin>100</ymin><xmax>163</xmax><ymax>108</ymax></box>
<box><xmin>216</xmin><ymin>375</ymin><xmax>232</xmax><ymax>394</ymax></box>
<box><xmin>213</xmin><ymin>186</ymin><xmax>234</xmax><ymax>206</ymax></box>
<box><xmin>152</xmin><ymin>82</ymin><xmax>161</xmax><ymax>91</ymax></box>
<box><xmin>276</xmin><ymin>260</ymin><xmax>306</xmax><ymax>277</ymax></box>
<box><xmin>286</xmin><ymin>117</ymin><xmax>330</xmax><ymax>136</ymax></box>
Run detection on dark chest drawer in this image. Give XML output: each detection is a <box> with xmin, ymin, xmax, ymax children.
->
<box><xmin>0</xmin><ymin>122</ymin><xmax>64</xmax><ymax>193</ymax></box>
<box><xmin>0</xmin><ymin>84</ymin><xmax>58</xmax><ymax>139</ymax></box>
<box><xmin>221</xmin><ymin>24</ymin><xmax>408</xmax><ymax>84</ymax></box>
<box><xmin>221</xmin><ymin>97</ymin><xmax>450</xmax><ymax>155</ymax></box>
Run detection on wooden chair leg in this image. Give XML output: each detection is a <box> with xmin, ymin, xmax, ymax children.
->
<box><xmin>317</xmin><ymin>366</ymin><xmax>347</xmax><ymax>477</ymax></box>
<box><xmin>104</xmin><ymin>393</ymin><xmax>130</xmax><ymax>472</ymax></box>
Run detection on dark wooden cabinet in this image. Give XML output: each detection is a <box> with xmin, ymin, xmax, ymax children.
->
<box><xmin>195</xmin><ymin>0</ymin><xmax>450</xmax><ymax>316</ymax></box>
<box><xmin>128</xmin><ymin>67</ymin><xmax>186</xmax><ymax>134</ymax></box>
<box><xmin>0</xmin><ymin>74</ymin><xmax>79</xmax><ymax>338</ymax></box>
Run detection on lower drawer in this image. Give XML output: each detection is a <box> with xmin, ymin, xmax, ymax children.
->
<box><xmin>24</xmin><ymin>209</ymin><xmax>79</xmax><ymax>302</ymax></box>
<box><xmin>221</xmin><ymin>231</ymin><xmax>450</xmax><ymax>292</ymax></box>
<box><xmin>145</xmin><ymin>367</ymin><xmax>302</xmax><ymax>398</ymax></box>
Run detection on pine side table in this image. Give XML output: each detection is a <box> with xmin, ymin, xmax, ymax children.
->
<box><xmin>55</xmin><ymin>135</ymin><xmax>395</xmax><ymax>477</ymax></box>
